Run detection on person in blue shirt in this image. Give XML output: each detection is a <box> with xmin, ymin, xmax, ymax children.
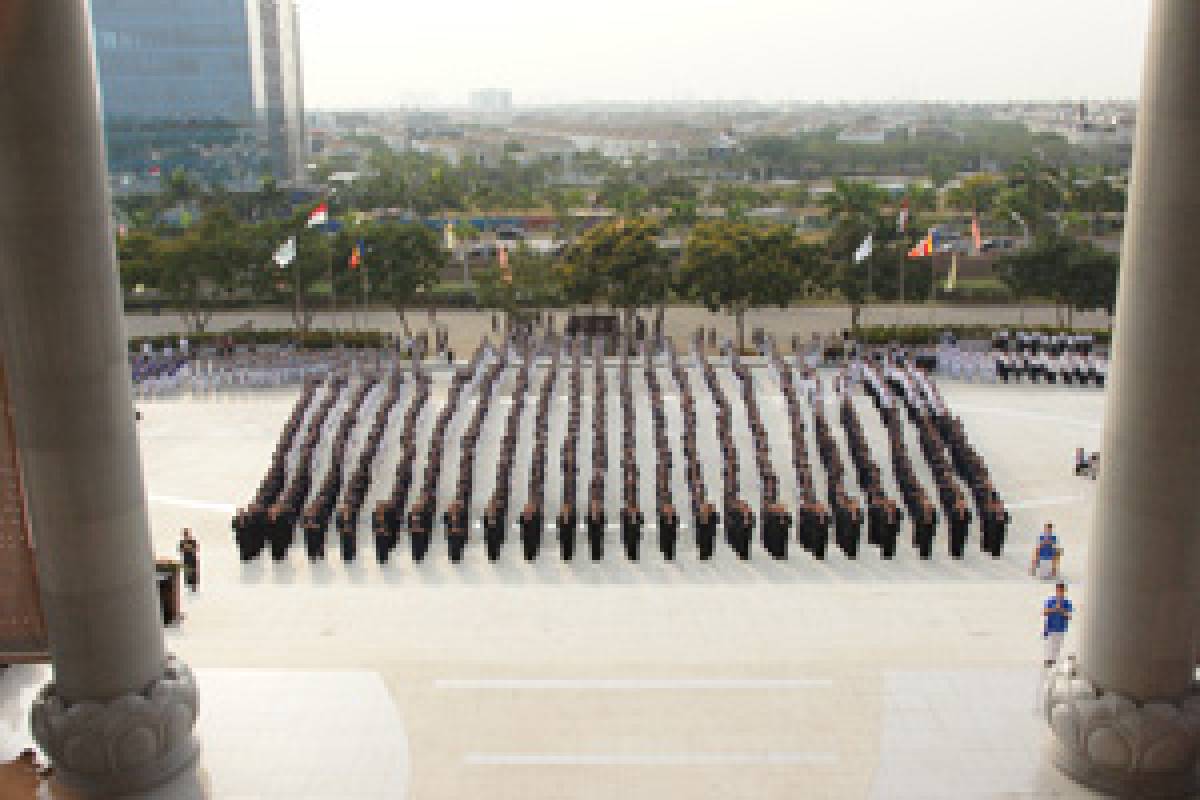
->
<box><xmin>1043</xmin><ymin>582</ymin><xmax>1073</xmax><ymax>668</ymax></box>
<box><xmin>1030</xmin><ymin>522</ymin><xmax>1061</xmax><ymax>579</ymax></box>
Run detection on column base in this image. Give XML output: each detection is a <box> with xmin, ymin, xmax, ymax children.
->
<box><xmin>1043</xmin><ymin>657</ymin><xmax>1200</xmax><ymax>798</ymax></box>
<box><xmin>30</xmin><ymin>654</ymin><xmax>199</xmax><ymax>797</ymax></box>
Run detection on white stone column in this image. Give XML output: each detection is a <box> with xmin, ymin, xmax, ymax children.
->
<box><xmin>0</xmin><ymin>1</ymin><xmax>197</xmax><ymax>795</ymax></box>
<box><xmin>1043</xmin><ymin>1</ymin><xmax>1200</xmax><ymax>795</ymax></box>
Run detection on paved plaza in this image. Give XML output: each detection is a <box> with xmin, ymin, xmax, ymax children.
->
<box><xmin>1</xmin><ymin>367</ymin><xmax>1108</xmax><ymax>799</ymax></box>
<box><xmin>124</xmin><ymin>304</ymin><xmax>1113</xmax><ymax>356</ymax></box>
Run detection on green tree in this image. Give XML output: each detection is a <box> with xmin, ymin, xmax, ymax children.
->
<box><xmin>354</xmin><ymin>221</ymin><xmax>447</xmax><ymax>334</ymax></box>
<box><xmin>116</xmin><ymin>229</ymin><xmax>162</xmax><ymax>295</ymax></box>
<box><xmin>681</xmin><ymin>221</ymin><xmax>817</xmax><ymax>351</ymax></box>
<box><xmin>821</xmin><ymin>179</ymin><xmax>887</xmax><ymax>226</ymax></box>
<box><xmin>157</xmin><ymin>207</ymin><xmax>249</xmax><ymax>333</ymax></box>
<box><xmin>560</xmin><ymin>218</ymin><xmax>669</xmax><ymax>338</ymax></box>
<box><xmin>947</xmin><ymin>173</ymin><xmax>1002</xmax><ymax>215</ymax></box>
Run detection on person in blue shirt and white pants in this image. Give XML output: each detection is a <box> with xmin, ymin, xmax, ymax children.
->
<box><xmin>1043</xmin><ymin>582</ymin><xmax>1073</xmax><ymax>668</ymax></box>
<box><xmin>1030</xmin><ymin>522</ymin><xmax>1061</xmax><ymax>579</ymax></box>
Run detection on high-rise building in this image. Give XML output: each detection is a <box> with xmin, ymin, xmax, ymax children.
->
<box><xmin>91</xmin><ymin>0</ymin><xmax>306</xmax><ymax>184</ymax></box>
<box><xmin>468</xmin><ymin>88</ymin><xmax>514</xmax><ymax>113</ymax></box>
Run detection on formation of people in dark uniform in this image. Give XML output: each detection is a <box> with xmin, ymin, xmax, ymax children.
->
<box><xmin>233</xmin><ymin>332</ymin><xmax>1009</xmax><ymax>568</ymax></box>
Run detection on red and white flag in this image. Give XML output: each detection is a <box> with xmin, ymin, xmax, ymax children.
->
<box><xmin>306</xmin><ymin>203</ymin><xmax>329</xmax><ymax>228</ymax></box>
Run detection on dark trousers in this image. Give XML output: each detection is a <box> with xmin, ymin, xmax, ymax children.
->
<box><xmin>411</xmin><ymin>532</ymin><xmax>431</xmax><ymax>562</ymax></box>
<box><xmin>559</xmin><ymin>530</ymin><xmax>576</xmax><ymax>561</ymax></box>
<box><xmin>183</xmin><ymin>557</ymin><xmax>198</xmax><ymax>591</ymax></box>
<box><xmin>340</xmin><ymin>535</ymin><xmax>356</xmax><ymax>562</ymax></box>
<box><xmin>270</xmin><ymin>532</ymin><xmax>289</xmax><ymax>561</ymax></box>
<box><xmin>812</xmin><ymin>532</ymin><xmax>828</xmax><ymax>560</ymax></box>
<box><xmin>880</xmin><ymin>529</ymin><xmax>898</xmax><ymax>559</ymax></box>
<box><xmin>374</xmin><ymin>535</ymin><xmax>390</xmax><ymax>564</ymax></box>
<box><xmin>697</xmin><ymin>530</ymin><xmax>715</xmax><ymax>560</ymax></box>
<box><xmin>622</xmin><ymin>533</ymin><xmax>640</xmax><ymax>561</ymax></box>
<box><xmin>522</xmin><ymin>530</ymin><xmax>541</xmax><ymax>561</ymax></box>
<box><xmin>304</xmin><ymin>529</ymin><xmax>323</xmax><ymax>561</ymax></box>
<box><xmin>448</xmin><ymin>535</ymin><xmax>466</xmax><ymax>562</ymax></box>
<box><xmin>485</xmin><ymin>534</ymin><xmax>503</xmax><ymax>562</ymax></box>
<box><xmin>915</xmin><ymin>526</ymin><xmax>934</xmax><ymax>560</ymax></box>
<box><xmin>659</xmin><ymin>530</ymin><xmax>677</xmax><ymax>560</ymax></box>
<box><xmin>588</xmin><ymin>532</ymin><xmax>604</xmax><ymax>561</ymax></box>
<box><xmin>949</xmin><ymin>526</ymin><xmax>968</xmax><ymax>559</ymax></box>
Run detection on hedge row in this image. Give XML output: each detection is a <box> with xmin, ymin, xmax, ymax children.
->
<box><xmin>851</xmin><ymin>324</ymin><xmax>1112</xmax><ymax>347</ymax></box>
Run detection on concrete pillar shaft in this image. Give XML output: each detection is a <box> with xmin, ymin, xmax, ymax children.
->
<box><xmin>1080</xmin><ymin>0</ymin><xmax>1200</xmax><ymax>703</ymax></box>
<box><xmin>0</xmin><ymin>2</ymin><xmax>166</xmax><ymax>703</ymax></box>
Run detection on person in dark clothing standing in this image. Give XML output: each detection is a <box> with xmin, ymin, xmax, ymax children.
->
<box><xmin>948</xmin><ymin>499</ymin><xmax>973</xmax><ymax>559</ymax></box>
<box><xmin>620</xmin><ymin>503</ymin><xmax>644</xmax><ymax>561</ymax></box>
<box><xmin>557</xmin><ymin>504</ymin><xmax>577</xmax><ymax>561</ymax></box>
<box><xmin>444</xmin><ymin>501</ymin><xmax>468</xmax><ymax>563</ymax></box>
<box><xmin>695</xmin><ymin>502</ymin><xmax>719</xmax><ymax>560</ymax></box>
<box><xmin>658</xmin><ymin>504</ymin><xmax>680</xmax><ymax>561</ymax></box>
<box><xmin>483</xmin><ymin>501</ymin><xmax>505</xmax><ymax>562</ymax></box>
<box><xmin>408</xmin><ymin>501</ymin><xmax>431</xmax><ymax>563</ymax></box>
<box><xmin>373</xmin><ymin>503</ymin><xmax>393</xmax><ymax>564</ymax></box>
<box><xmin>586</xmin><ymin>499</ymin><xmax>606</xmax><ymax>561</ymax></box>
<box><xmin>179</xmin><ymin>528</ymin><xmax>199</xmax><ymax>592</ymax></box>
<box><xmin>519</xmin><ymin>503</ymin><xmax>543</xmax><ymax>562</ymax></box>
<box><xmin>337</xmin><ymin>504</ymin><xmax>357</xmax><ymax>563</ymax></box>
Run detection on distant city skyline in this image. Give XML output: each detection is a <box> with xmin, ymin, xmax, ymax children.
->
<box><xmin>297</xmin><ymin>0</ymin><xmax>1150</xmax><ymax>109</ymax></box>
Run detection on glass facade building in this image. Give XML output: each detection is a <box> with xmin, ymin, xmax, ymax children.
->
<box><xmin>91</xmin><ymin>0</ymin><xmax>305</xmax><ymax>184</ymax></box>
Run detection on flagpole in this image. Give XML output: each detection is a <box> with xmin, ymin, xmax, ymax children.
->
<box><xmin>329</xmin><ymin>240</ymin><xmax>338</xmax><ymax>345</ymax></box>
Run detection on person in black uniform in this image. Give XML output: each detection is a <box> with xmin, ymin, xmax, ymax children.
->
<box><xmin>658</xmin><ymin>503</ymin><xmax>680</xmax><ymax>561</ymax></box>
<box><xmin>232</xmin><ymin>508</ymin><xmax>254</xmax><ymax>562</ymax></box>
<box><xmin>913</xmin><ymin>499</ymin><xmax>937</xmax><ymax>560</ymax></box>
<box><xmin>980</xmin><ymin>499</ymin><xmax>1010</xmax><ymax>558</ymax></box>
<box><xmin>586</xmin><ymin>499</ymin><xmax>606</xmax><ymax>561</ymax></box>
<box><xmin>444</xmin><ymin>501</ymin><xmax>468</xmax><ymax>563</ymax></box>
<box><xmin>805</xmin><ymin>500</ymin><xmax>832</xmax><ymax>560</ymax></box>
<box><xmin>408</xmin><ymin>500</ymin><xmax>430</xmax><ymax>563</ymax></box>
<box><xmin>834</xmin><ymin>496</ymin><xmax>863</xmax><ymax>559</ymax></box>
<box><xmin>268</xmin><ymin>505</ymin><xmax>290</xmax><ymax>562</ymax></box>
<box><xmin>519</xmin><ymin>502</ymin><xmax>543</xmax><ymax>562</ymax></box>
<box><xmin>179</xmin><ymin>528</ymin><xmax>199</xmax><ymax>592</ymax></box>
<box><xmin>880</xmin><ymin>499</ymin><xmax>903</xmax><ymax>559</ymax></box>
<box><xmin>302</xmin><ymin>504</ymin><xmax>325</xmax><ymax>562</ymax></box>
<box><xmin>373</xmin><ymin>502</ymin><xmax>392</xmax><ymax>564</ymax></box>
<box><xmin>620</xmin><ymin>502</ymin><xmax>644</xmax><ymax>561</ymax></box>
<box><xmin>764</xmin><ymin>503</ymin><xmax>792</xmax><ymax>560</ymax></box>
<box><xmin>483</xmin><ymin>500</ymin><xmax>505</xmax><ymax>562</ymax></box>
<box><xmin>732</xmin><ymin>499</ymin><xmax>755</xmax><ymax>560</ymax></box>
<box><xmin>948</xmin><ymin>498</ymin><xmax>972</xmax><ymax>559</ymax></box>
<box><xmin>557</xmin><ymin>504</ymin><xmax>577</xmax><ymax>561</ymax></box>
<box><xmin>695</xmin><ymin>502</ymin><xmax>719</xmax><ymax>561</ymax></box>
<box><xmin>336</xmin><ymin>504</ymin><xmax>356</xmax><ymax>562</ymax></box>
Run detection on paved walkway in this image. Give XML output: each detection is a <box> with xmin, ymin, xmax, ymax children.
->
<box><xmin>0</xmin><ymin>376</ymin><xmax>1107</xmax><ymax>799</ymax></box>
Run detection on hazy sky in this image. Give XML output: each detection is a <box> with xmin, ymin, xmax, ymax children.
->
<box><xmin>298</xmin><ymin>0</ymin><xmax>1151</xmax><ymax>108</ymax></box>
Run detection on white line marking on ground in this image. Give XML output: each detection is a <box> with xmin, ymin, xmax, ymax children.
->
<box><xmin>435</xmin><ymin>678</ymin><xmax>834</xmax><ymax>690</ymax></box>
<box><xmin>463</xmin><ymin>751</ymin><xmax>838</xmax><ymax>766</ymax></box>
<box><xmin>1009</xmin><ymin>495</ymin><xmax>1084</xmax><ymax>510</ymax></box>
<box><xmin>150</xmin><ymin>495</ymin><xmax>237</xmax><ymax>514</ymax></box>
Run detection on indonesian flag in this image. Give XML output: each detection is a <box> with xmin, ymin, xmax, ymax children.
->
<box><xmin>307</xmin><ymin>203</ymin><xmax>329</xmax><ymax>228</ymax></box>
<box><xmin>897</xmin><ymin>198</ymin><xmax>910</xmax><ymax>234</ymax></box>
